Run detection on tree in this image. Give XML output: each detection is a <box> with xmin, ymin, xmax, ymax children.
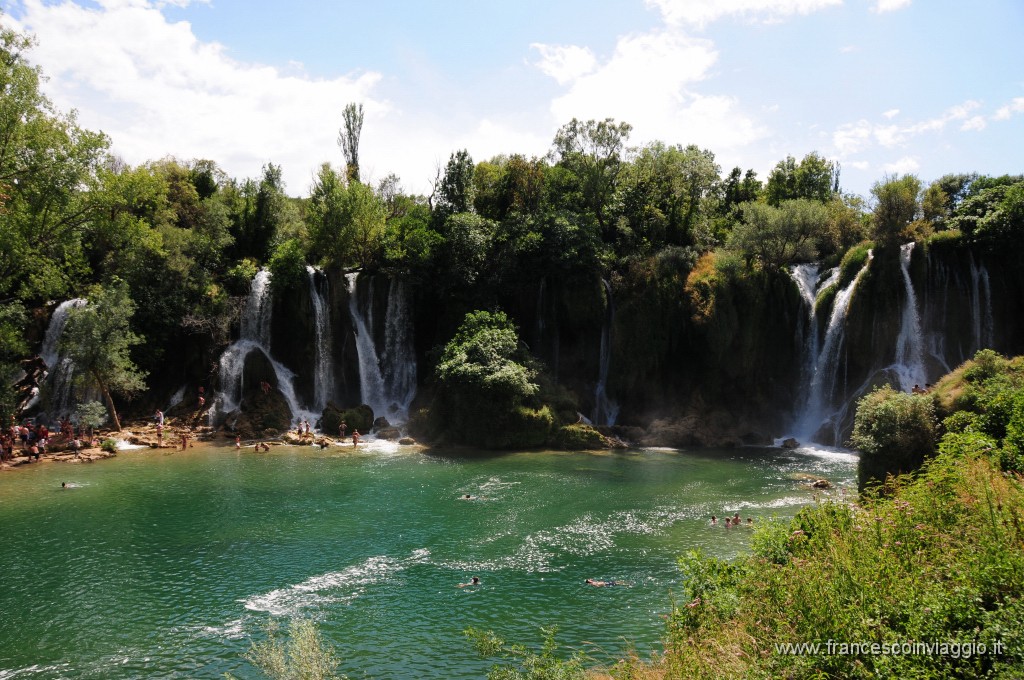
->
<box><xmin>551</xmin><ymin>117</ymin><xmax>632</xmax><ymax>239</ymax></box>
<box><xmin>871</xmin><ymin>174</ymin><xmax>922</xmax><ymax>247</ymax></box>
<box><xmin>764</xmin><ymin>152</ymin><xmax>839</xmax><ymax>206</ymax></box>
<box><xmin>618</xmin><ymin>142</ymin><xmax>720</xmax><ymax>248</ymax></box>
<box><xmin>337</xmin><ymin>102</ymin><xmax>364</xmax><ymax>184</ymax></box>
<box><xmin>433</xmin><ymin>310</ymin><xmax>551</xmax><ymax>448</ymax></box>
<box><xmin>306</xmin><ymin>164</ymin><xmax>386</xmax><ymax>268</ymax></box>
<box><xmin>74</xmin><ymin>400</ymin><xmax>107</xmax><ymax>440</ymax></box>
<box><xmin>726</xmin><ymin>199</ymin><xmax>826</xmax><ymax>270</ymax></box>
<box><xmin>433</xmin><ymin>149</ymin><xmax>476</xmax><ymax>222</ymax></box>
<box><xmin>0</xmin><ymin>26</ymin><xmax>109</xmax><ymax>301</ymax></box>
<box><xmin>60</xmin><ymin>278</ymin><xmax>147</xmax><ymax>431</ymax></box>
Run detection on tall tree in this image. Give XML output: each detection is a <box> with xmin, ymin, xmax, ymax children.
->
<box><xmin>60</xmin><ymin>278</ymin><xmax>147</xmax><ymax>431</ymax></box>
<box><xmin>551</xmin><ymin>118</ymin><xmax>632</xmax><ymax>240</ymax></box>
<box><xmin>434</xmin><ymin>149</ymin><xmax>476</xmax><ymax>223</ymax></box>
<box><xmin>871</xmin><ymin>174</ymin><xmax>922</xmax><ymax>247</ymax></box>
<box><xmin>0</xmin><ymin>26</ymin><xmax>109</xmax><ymax>301</ymax></box>
<box><xmin>338</xmin><ymin>102</ymin><xmax>364</xmax><ymax>184</ymax></box>
<box><xmin>765</xmin><ymin>152</ymin><xmax>839</xmax><ymax>206</ymax></box>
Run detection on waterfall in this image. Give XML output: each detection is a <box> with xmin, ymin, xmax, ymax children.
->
<box><xmin>790</xmin><ymin>264</ymin><xmax>839</xmax><ymax>398</ymax></box>
<box><xmin>381</xmin><ymin>278</ymin><xmax>417</xmax><ymax>419</ymax></box>
<box><xmin>968</xmin><ymin>253</ymin><xmax>994</xmax><ymax>352</ymax></box>
<box><xmin>891</xmin><ymin>242</ymin><xmax>926</xmax><ymax>392</ymax></box>
<box><xmin>211</xmin><ymin>270</ymin><xmax>311</xmax><ymax>426</ymax></box>
<box><xmin>592</xmin><ymin>279</ymin><xmax>619</xmax><ymax>426</ymax></box>
<box><xmin>37</xmin><ymin>299</ymin><xmax>87</xmax><ymax>418</ymax></box>
<box><xmin>240</xmin><ymin>270</ymin><xmax>272</xmax><ymax>345</ymax></box>
<box><xmin>307</xmin><ymin>266</ymin><xmax>334</xmax><ymax>412</ymax></box>
<box><xmin>793</xmin><ymin>252</ymin><xmax>873</xmax><ymax>443</ymax></box>
<box><xmin>346</xmin><ymin>272</ymin><xmax>417</xmax><ymax>423</ymax></box>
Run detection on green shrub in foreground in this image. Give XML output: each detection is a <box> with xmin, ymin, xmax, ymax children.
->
<box><xmin>652</xmin><ymin>440</ymin><xmax>1024</xmax><ymax>679</ymax></box>
<box><xmin>849</xmin><ymin>385</ymin><xmax>937</xmax><ymax>490</ymax></box>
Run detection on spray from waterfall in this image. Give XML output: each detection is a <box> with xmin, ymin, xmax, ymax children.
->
<box><xmin>592</xmin><ymin>279</ymin><xmax>619</xmax><ymax>427</ymax></box>
<box><xmin>793</xmin><ymin>252</ymin><xmax>873</xmax><ymax>443</ymax></box>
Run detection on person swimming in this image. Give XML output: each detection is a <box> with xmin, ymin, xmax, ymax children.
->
<box><xmin>585</xmin><ymin>579</ymin><xmax>623</xmax><ymax>587</ymax></box>
<box><xmin>458</xmin><ymin>576</ymin><xmax>480</xmax><ymax>587</ymax></box>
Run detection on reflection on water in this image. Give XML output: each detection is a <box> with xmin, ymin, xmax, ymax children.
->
<box><xmin>0</xmin><ymin>443</ymin><xmax>856</xmax><ymax>678</ymax></box>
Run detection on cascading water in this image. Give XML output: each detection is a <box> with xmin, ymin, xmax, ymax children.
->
<box><xmin>968</xmin><ymin>253</ymin><xmax>994</xmax><ymax>352</ymax></box>
<box><xmin>37</xmin><ymin>298</ymin><xmax>87</xmax><ymax>418</ymax></box>
<box><xmin>790</xmin><ymin>264</ymin><xmax>839</xmax><ymax>396</ymax></box>
<box><xmin>212</xmin><ymin>270</ymin><xmax>311</xmax><ymax>426</ymax></box>
<box><xmin>891</xmin><ymin>242</ymin><xmax>926</xmax><ymax>392</ymax></box>
<box><xmin>381</xmin><ymin>278</ymin><xmax>417</xmax><ymax>419</ymax></box>
<box><xmin>793</xmin><ymin>252</ymin><xmax>873</xmax><ymax>443</ymax></box>
<box><xmin>346</xmin><ymin>272</ymin><xmax>417</xmax><ymax>423</ymax></box>
<box><xmin>307</xmin><ymin>266</ymin><xmax>334</xmax><ymax>412</ymax></box>
<box><xmin>592</xmin><ymin>279</ymin><xmax>619</xmax><ymax>427</ymax></box>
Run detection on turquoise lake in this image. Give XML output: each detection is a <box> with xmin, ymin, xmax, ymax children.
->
<box><xmin>0</xmin><ymin>441</ymin><xmax>857</xmax><ymax>678</ymax></box>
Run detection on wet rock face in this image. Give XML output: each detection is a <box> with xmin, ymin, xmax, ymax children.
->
<box><xmin>638</xmin><ymin>411</ymin><xmax>773</xmax><ymax>449</ymax></box>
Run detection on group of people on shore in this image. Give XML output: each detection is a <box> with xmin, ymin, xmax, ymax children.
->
<box><xmin>3</xmin><ymin>417</ymin><xmax>94</xmax><ymax>462</ymax></box>
<box><xmin>711</xmin><ymin>513</ymin><xmax>753</xmax><ymax>528</ymax></box>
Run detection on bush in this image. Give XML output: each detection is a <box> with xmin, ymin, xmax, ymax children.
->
<box><xmin>100</xmin><ymin>438</ymin><xmax>118</xmax><ymax>454</ymax></box>
<box><xmin>849</xmin><ymin>385</ymin><xmax>937</xmax><ymax>489</ymax></box>
<box><xmin>550</xmin><ymin>423</ymin><xmax>608</xmax><ymax>451</ymax></box>
<box><xmin>432</xmin><ymin>310</ymin><xmax>551</xmax><ymax>448</ymax></box>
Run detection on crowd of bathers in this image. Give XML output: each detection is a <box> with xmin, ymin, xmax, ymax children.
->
<box><xmin>2</xmin><ymin>417</ymin><xmax>92</xmax><ymax>462</ymax></box>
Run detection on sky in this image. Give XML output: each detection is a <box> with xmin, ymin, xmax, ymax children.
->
<box><xmin>3</xmin><ymin>0</ymin><xmax>1023</xmax><ymax>199</ymax></box>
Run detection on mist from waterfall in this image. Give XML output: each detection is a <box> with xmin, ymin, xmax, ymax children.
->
<box><xmin>792</xmin><ymin>253</ymin><xmax>873</xmax><ymax>443</ymax></box>
<box><xmin>592</xmin><ymin>279</ymin><xmax>619</xmax><ymax>427</ymax></box>
<box><xmin>346</xmin><ymin>272</ymin><xmax>417</xmax><ymax>424</ymax></box>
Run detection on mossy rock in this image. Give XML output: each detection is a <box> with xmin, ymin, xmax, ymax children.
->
<box><xmin>321</xmin><ymin>402</ymin><xmax>374</xmax><ymax>435</ymax></box>
<box><xmin>551</xmin><ymin>423</ymin><xmax>609</xmax><ymax>450</ymax></box>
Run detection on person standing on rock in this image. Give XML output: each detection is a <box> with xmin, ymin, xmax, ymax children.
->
<box><xmin>352</xmin><ymin>430</ymin><xmax>360</xmax><ymax>447</ymax></box>
<box><xmin>338</xmin><ymin>421</ymin><xmax>347</xmax><ymax>440</ymax></box>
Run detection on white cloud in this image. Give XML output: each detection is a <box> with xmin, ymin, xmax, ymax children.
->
<box><xmin>832</xmin><ymin>100</ymin><xmax>985</xmax><ymax>157</ymax></box>
<box><xmin>882</xmin><ymin>156</ymin><xmax>919</xmax><ymax>174</ymax></box>
<box><xmin>872</xmin><ymin>0</ymin><xmax>912</xmax><ymax>13</ymax></box>
<box><xmin>993</xmin><ymin>97</ymin><xmax>1024</xmax><ymax>121</ymax></box>
<box><xmin>961</xmin><ymin>116</ymin><xmax>986</xmax><ymax>132</ymax></box>
<box><xmin>833</xmin><ymin>120</ymin><xmax>873</xmax><ymax>155</ymax></box>
<box><xmin>8</xmin><ymin>0</ymin><xmax>393</xmax><ymax>195</ymax></box>
<box><xmin>537</xmin><ymin>29</ymin><xmax>766</xmax><ymax>151</ymax></box>
<box><xmin>646</xmin><ymin>0</ymin><xmax>841</xmax><ymax>28</ymax></box>
<box><xmin>530</xmin><ymin>43</ymin><xmax>597</xmax><ymax>85</ymax></box>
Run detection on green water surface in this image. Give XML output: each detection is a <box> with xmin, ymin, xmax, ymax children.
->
<box><xmin>0</xmin><ymin>442</ymin><xmax>856</xmax><ymax>678</ymax></box>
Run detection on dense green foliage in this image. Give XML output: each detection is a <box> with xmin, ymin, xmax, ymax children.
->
<box><xmin>431</xmin><ymin>311</ymin><xmax>555</xmax><ymax>448</ymax></box>
<box><xmin>850</xmin><ymin>385</ymin><xmax>938</xmax><ymax>489</ymax></box>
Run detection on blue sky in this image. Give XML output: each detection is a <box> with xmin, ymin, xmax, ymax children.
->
<box><xmin>3</xmin><ymin>0</ymin><xmax>1022</xmax><ymax>199</ymax></box>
